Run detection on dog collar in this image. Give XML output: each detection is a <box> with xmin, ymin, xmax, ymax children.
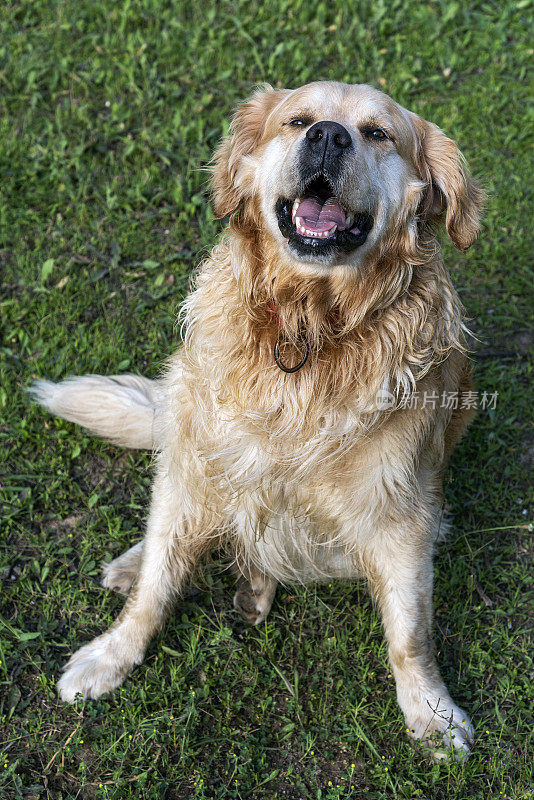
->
<box><xmin>268</xmin><ymin>301</ymin><xmax>310</xmax><ymax>373</ymax></box>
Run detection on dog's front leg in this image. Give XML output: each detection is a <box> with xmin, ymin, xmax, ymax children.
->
<box><xmin>363</xmin><ymin>532</ymin><xmax>474</xmax><ymax>760</ymax></box>
<box><xmin>57</xmin><ymin>460</ymin><xmax>215</xmax><ymax>702</ymax></box>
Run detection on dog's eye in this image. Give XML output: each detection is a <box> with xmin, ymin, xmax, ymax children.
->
<box><xmin>361</xmin><ymin>127</ymin><xmax>389</xmax><ymax>141</ymax></box>
<box><xmin>287</xmin><ymin>117</ymin><xmax>310</xmax><ymax>127</ymax></box>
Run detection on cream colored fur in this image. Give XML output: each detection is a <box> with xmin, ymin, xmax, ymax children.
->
<box><xmin>30</xmin><ymin>375</ymin><xmax>164</xmax><ymax>449</ymax></box>
<box><xmin>32</xmin><ymin>81</ymin><xmax>484</xmax><ymax>760</ymax></box>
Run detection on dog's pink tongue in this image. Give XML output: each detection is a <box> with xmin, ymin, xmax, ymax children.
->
<box><xmin>296</xmin><ymin>196</ymin><xmax>347</xmax><ymax>232</ymax></box>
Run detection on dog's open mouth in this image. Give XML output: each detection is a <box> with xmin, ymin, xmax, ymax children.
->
<box><xmin>275</xmin><ymin>174</ymin><xmax>373</xmax><ymax>257</ymax></box>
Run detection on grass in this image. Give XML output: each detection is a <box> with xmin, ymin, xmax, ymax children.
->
<box><xmin>0</xmin><ymin>0</ymin><xmax>532</xmax><ymax>797</ymax></box>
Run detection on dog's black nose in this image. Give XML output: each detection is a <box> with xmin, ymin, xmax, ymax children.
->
<box><xmin>305</xmin><ymin>121</ymin><xmax>352</xmax><ymax>150</ymax></box>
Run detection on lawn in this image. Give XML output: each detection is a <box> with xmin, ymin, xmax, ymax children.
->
<box><xmin>0</xmin><ymin>1</ymin><xmax>532</xmax><ymax>798</ymax></box>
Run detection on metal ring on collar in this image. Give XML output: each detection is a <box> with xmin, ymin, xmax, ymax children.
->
<box><xmin>274</xmin><ymin>333</ymin><xmax>310</xmax><ymax>373</ymax></box>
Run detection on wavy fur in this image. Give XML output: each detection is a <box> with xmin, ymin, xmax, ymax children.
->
<box><xmin>33</xmin><ymin>81</ymin><xmax>483</xmax><ymax>759</ymax></box>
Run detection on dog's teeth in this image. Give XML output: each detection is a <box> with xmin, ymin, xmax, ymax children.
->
<box><xmin>292</xmin><ymin>199</ymin><xmax>301</xmax><ymax>222</ymax></box>
<box><xmin>345</xmin><ymin>214</ymin><xmax>353</xmax><ymax>228</ymax></box>
<box><xmin>294</xmin><ymin>220</ymin><xmax>338</xmax><ymax>239</ymax></box>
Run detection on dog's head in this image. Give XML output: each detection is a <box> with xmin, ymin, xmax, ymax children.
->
<box><xmin>212</xmin><ymin>81</ymin><xmax>483</xmax><ymax>270</ymax></box>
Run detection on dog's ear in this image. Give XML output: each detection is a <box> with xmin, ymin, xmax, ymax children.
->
<box><xmin>413</xmin><ymin>116</ymin><xmax>485</xmax><ymax>250</ymax></box>
<box><xmin>212</xmin><ymin>85</ymin><xmax>290</xmax><ymax>218</ymax></box>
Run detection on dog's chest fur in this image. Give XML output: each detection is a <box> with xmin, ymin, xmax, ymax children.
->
<box><xmin>164</xmin><ymin>351</ymin><xmax>422</xmax><ymax>585</ymax></box>
<box><xmin>159</xmin><ymin>244</ymin><xmax>461</xmax><ymax>585</ymax></box>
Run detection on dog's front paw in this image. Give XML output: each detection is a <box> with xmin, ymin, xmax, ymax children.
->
<box><xmin>405</xmin><ymin>699</ymin><xmax>474</xmax><ymax>761</ymax></box>
<box><xmin>57</xmin><ymin>635</ymin><xmax>141</xmax><ymax>702</ymax></box>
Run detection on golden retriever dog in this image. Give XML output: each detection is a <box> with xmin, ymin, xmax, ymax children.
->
<box><xmin>32</xmin><ymin>81</ymin><xmax>484</xmax><ymax>759</ymax></box>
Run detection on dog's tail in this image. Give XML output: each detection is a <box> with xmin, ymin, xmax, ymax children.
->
<box><xmin>29</xmin><ymin>375</ymin><xmax>164</xmax><ymax>449</ymax></box>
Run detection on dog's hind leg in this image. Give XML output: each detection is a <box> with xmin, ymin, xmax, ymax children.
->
<box><xmin>233</xmin><ymin>566</ymin><xmax>277</xmax><ymax>625</ymax></box>
<box><xmin>57</xmin><ymin>455</ymin><xmax>224</xmax><ymax>702</ymax></box>
<box><xmin>101</xmin><ymin>541</ymin><xmax>144</xmax><ymax>596</ymax></box>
